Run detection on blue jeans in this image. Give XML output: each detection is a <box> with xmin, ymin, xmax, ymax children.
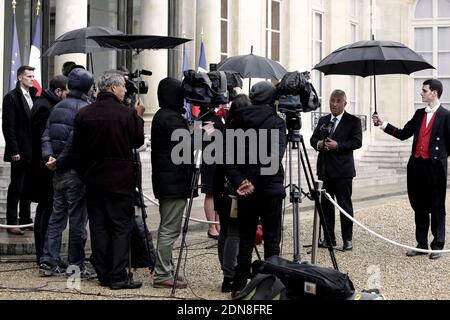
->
<box><xmin>40</xmin><ymin>170</ymin><xmax>87</xmax><ymax>267</ymax></box>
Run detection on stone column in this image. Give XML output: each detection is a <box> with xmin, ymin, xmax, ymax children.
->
<box><xmin>140</xmin><ymin>0</ymin><xmax>168</xmax><ymax>118</ymax></box>
<box><xmin>196</xmin><ymin>0</ymin><xmax>221</xmax><ymax>69</ymax></box>
<box><xmin>181</xmin><ymin>0</ymin><xmax>197</xmax><ymax>73</ymax></box>
<box><xmin>54</xmin><ymin>0</ymin><xmax>88</xmax><ymax>75</ymax></box>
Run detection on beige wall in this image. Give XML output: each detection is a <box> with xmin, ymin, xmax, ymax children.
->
<box><xmin>0</xmin><ymin>0</ymin><xmax>422</xmax><ymax>144</ymax></box>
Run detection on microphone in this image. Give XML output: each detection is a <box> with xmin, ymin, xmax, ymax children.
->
<box><xmin>320</xmin><ymin>121</ymin><xmax>334</xmax><ymax>134</ymax></box>
<box><xmin>139</xmin><ymin>69</ymin><xmax>153</xmax><ymax>77</ymax></box>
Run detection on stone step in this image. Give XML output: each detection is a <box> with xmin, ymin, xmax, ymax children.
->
<box><xmin>353</xmin><ymin>175</ymin><xmax>403</xmax><ymax>188</ymax></box>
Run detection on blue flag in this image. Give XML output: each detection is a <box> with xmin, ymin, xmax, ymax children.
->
<box><xmin>198</xmin><ymin>41</ymin><xmax>207</xmax><ymax>73</ymax></box>
<box><xmin>9</xmin><ymin>14</ymin><xmax>21</xmax><ymax>91</ymax></box>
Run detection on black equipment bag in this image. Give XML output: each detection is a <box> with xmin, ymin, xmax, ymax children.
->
<box><xmin>276</xmin><ymin>71</ymin><xmax>321</xmax><ymax>112</ymax></box>
<box><xmin>208</xmin><ymin>71</ymin><xmax>229</xmax><ymax>105</ymax></box>
<box><xmin>130</xmin><ymin>215</ymin><xmax>156</xmax><ymax>270</ymax></box>
<box><xmin>182</xmin><ymin>69</ymin><xmax>214</xmax><ymax>105</ymax></box>
<box><xmin>252</xmin><ymin>256</ymin><xmax>355</xmax><ymax>300</ymax></box>
<box><xmin>233</xmin><ymin>273</ymin><xmax>287</xmax><ymax>300</ymax></box>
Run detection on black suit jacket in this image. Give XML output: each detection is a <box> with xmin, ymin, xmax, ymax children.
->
<box><xmin>384</xmin><ymin>106</ymin><xmax>450</xmax><ymax>175</ymax></box>
<box><xmin>310</xmin><ymin>111</ymin><xmax>363</xmax><ymax>179</ymax></box>
<box><xmin>2</xmin><ymin>81</ymin><xmax>37</xmax><ymax>162</ymax></box>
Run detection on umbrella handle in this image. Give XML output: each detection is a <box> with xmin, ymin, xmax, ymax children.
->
<box><xmin>372</xmin><ymin>111</ymin><xmax>381</xmax><ymax>127</ymax></box>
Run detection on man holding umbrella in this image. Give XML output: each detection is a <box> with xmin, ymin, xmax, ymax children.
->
<box><xmin>373</xmin><ymin>79</ymin><xmax>449</xmax><ymax>260</ymax></box>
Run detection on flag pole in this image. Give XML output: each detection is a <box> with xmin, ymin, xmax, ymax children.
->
<box><xmin>36</xmin><ymin>0</ymin><xmax>41</xmax><ymax>16</ymax></box>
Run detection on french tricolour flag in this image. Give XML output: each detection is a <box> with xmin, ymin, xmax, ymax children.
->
<box><xmin>29</xmin><ymin>15</ymin><xmax>42</xmax><ymax>96</ymax></box>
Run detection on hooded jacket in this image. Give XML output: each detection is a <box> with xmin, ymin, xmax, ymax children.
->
<box><xmin>226</xmin><ymin>101</ymin><xmax>287</xmax><ymax>198</ymax></box>
<box><xmin>41</xmin><ymin>68</ymin><xmax>94</xmax><ymax>170</ymax></box>
<box><xmin>151</xmin><ymin>78</ymin><xmax>191</xmax><ymax>199</ymax></box>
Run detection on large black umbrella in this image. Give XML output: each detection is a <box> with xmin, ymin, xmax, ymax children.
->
<box><xmin>43</xmin><ymin>26</ymin><xmax>123</xmax><ymax>56</ymax></box>
<box><xmin>217</xmin><ymin>53</ymin><xmax>287</xmax><ymax>80</ymax></box>
<box><xmin>88</xmin><ymin>35</ymin><xmax>191</xmax><ymax>51</ymax></box>
<box><xmin>314</xmin><ymin>40</ymin><xmax>435</xmax><ymax>113</ymax></box>
<box><xmin>217</xmin><ymin>46</ymin><xmax>287</xmax><ymax>92</ymax></box>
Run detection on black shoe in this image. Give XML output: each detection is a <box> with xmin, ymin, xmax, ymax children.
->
<box><xmin>109</xmin><ymin>280</ymin><xmax>142</xmax><ymax>290</ymax></box>
<box><xmin>406</xmin><ymin>248</ymin><xmax>428</xmax><ymax>257</ymax></box>
<box><xmin>429</xmin><ymin>252</ymin><xmax>442</xmax><ymax>260</ymax></box>
<box><xmin>343</xmin><ymin>240</ymin><xmax>353</xmax><ymax>251</ymax></box>
<box><xmin>207</xmin><ymin>231</ymin><xmax>219</xmax><ymax>240</ymax></box>
<box><xmin>318</xmin><ymin>239</ymin><xmax>336</xmax><ymax>248</ymax></box>
<box><xmin>221</xmin><ymin>277</ymin><xmax>233</xmax><ymax>293</ymax></box>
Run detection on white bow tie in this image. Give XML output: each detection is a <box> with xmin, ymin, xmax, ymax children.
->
<box><xmin>425</xmin><ymin>106</ymin><xmax>438</xmax><ymax>113</ymax></box>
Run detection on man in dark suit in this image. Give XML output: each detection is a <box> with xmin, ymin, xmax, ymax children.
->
<box><xmin>310</xmin><ymin>89</ymin><xmax>362</xmax><ymax>251</ymax></box>
<box><xmin>373</xmin><ymin>79</ymin><xmax>449</xmax><ymax>260</ymax></box>
<box><xmin>2</xmin><ymin>65</ymin><xmax>37</xmax><ymax>235</ymax></box>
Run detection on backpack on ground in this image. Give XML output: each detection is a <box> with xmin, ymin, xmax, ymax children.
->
<box><xmin>232</xmin><ymin>273</ymin><xmax>287</xmax><ymax>300</ymax></box>
<box><xmin>252</xmin><ymin>256</ymin><xmax>354</xmax><ymax>300</ymax></box>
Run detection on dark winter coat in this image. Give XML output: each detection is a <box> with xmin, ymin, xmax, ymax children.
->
<box><xmin>30</xmin><ymin>89</ymin><xmax>61</xmax><ymax>202</ymax></box>
<box><xmin>73</xmin><ymin>92</ymin><xmax>144</xmax><ymax>195</ymax></box>
<box><xmin>151</xmin><ymin>77</ymin><xmax>192</xmax><ymax>199</ymax></box>
<box><xmin>225</xmin><ymin>104</ymin><xmax>287</xmax><ymax>198</ymax></box>
<box><xmin>2</xmin><ymin>81</ymin><xmax>38</xmax><ymax>162</ymax></box>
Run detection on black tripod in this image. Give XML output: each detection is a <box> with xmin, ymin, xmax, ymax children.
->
<box><xmin>127</xmin><ymin>149</ymin><xmax>154</xmax><ymax>284</ymax></box>
<box><xmin>284</xmin><ymin>113</ymin><xmax>339</xmax><ymax>270</ymax></box>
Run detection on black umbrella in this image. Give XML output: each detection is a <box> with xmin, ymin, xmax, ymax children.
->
<box><xmin>43</xmin><ymin>26</ymin><xmax>124</xmax><ymax>56</ymax></box>
<box><xmin>313</xmin><ymin>40</ymin><xmax>435</xmax><ymax>113</ymax></box>
<box><xmin>217</xmin><ymin>46</ymin><xmax>287</xmax><ymax>92</ymax></box>
<box><xmin>88</xmin><ymin>35</ymin><xmax>191</xmax><ymax>51</ymax></box>
<box><xmin>217</xmin><ymin>48</ymin><xmax>287</xmax><ymax>80</ymax></box>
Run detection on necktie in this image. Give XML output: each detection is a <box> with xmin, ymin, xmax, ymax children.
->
<box><xmin>24</xmin><ymin>92</ymin><xmax>33</xmax><ymax>109</ymax></box>
<box><xmin>330</xmin><ymin>117</ymin><xmax>338</xmax><ymax>136</ymax></box>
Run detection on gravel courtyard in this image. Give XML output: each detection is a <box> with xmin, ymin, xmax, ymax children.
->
<box><xmin>0</xmin><ymin>194</ymin><xmax>449</xmax><ymax>300</ymax></box>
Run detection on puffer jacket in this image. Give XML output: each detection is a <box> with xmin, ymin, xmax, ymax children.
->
<box><xmin>41</xmin><ymin>89</ymin><xmax>91</xmax><ymax>170</ymax></box>
<box><xmin>41</xmin><ymin>68</ymin><xmax>93</xmax><ymax>170</ymax></box>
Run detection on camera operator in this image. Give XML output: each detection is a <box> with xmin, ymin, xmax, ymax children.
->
<box><xmin>310</xmin><ymin>89</ymin><xmax>362</xmax><ymax>251</ymax></box>
<box><xmin>72</xmin><ymin>71</ymin><xmax>145</xmax><ymax>289</ymax></box>
<box><xmin>151</xmin><ymin>77</ymin><xmax>193</xmax><ymax>289</ymax></box>
<box><xmin>225</xmin><ymin>81</ymin><xmax>287</xmax><ymax>297</ymax></box>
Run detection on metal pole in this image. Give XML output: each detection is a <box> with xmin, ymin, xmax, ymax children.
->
<box><xmin>311</xmin><ymin>180</ymin><xmax>323</xmax><ymax>264</ymax></box>
<box><xmin>289</xmin><ymin>141</ymin><xmax>300</xmax><ymax>263</ymax></box>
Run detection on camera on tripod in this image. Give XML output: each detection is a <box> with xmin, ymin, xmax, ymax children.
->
<box><xmin>181</xmin><ymin>69</ymin><xmax>243</xmax><ymax>118</ymax></box>
<box><xmin>276</xmin><ymin>71</ymin><xmax>321</xmax><ymax>115</ymax></box>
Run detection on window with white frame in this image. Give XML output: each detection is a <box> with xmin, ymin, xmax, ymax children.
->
<box><xmin>266</xmin><ymin>0</ymin><xmax>280</xmax><ymax>62</ymax></box>
<box><xmin>312</xmin><ymin>10</ymin><xmax>323</xmax><ymax>109</ymax></box>
<box><xmin>412</xmin><ymin>0</ymin><xmax>450</xmax><ymax>109</ymax></box>
<box><xmin>220</xmin><ymin>0</ymin><xmax>229</xmax><ymax>62</ymax></box>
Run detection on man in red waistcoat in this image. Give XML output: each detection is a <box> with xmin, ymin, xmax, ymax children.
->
<box><xmin>373</xmin><ymin>79</ymin><xmax>450</xmax><ymax>259</ymax></box>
